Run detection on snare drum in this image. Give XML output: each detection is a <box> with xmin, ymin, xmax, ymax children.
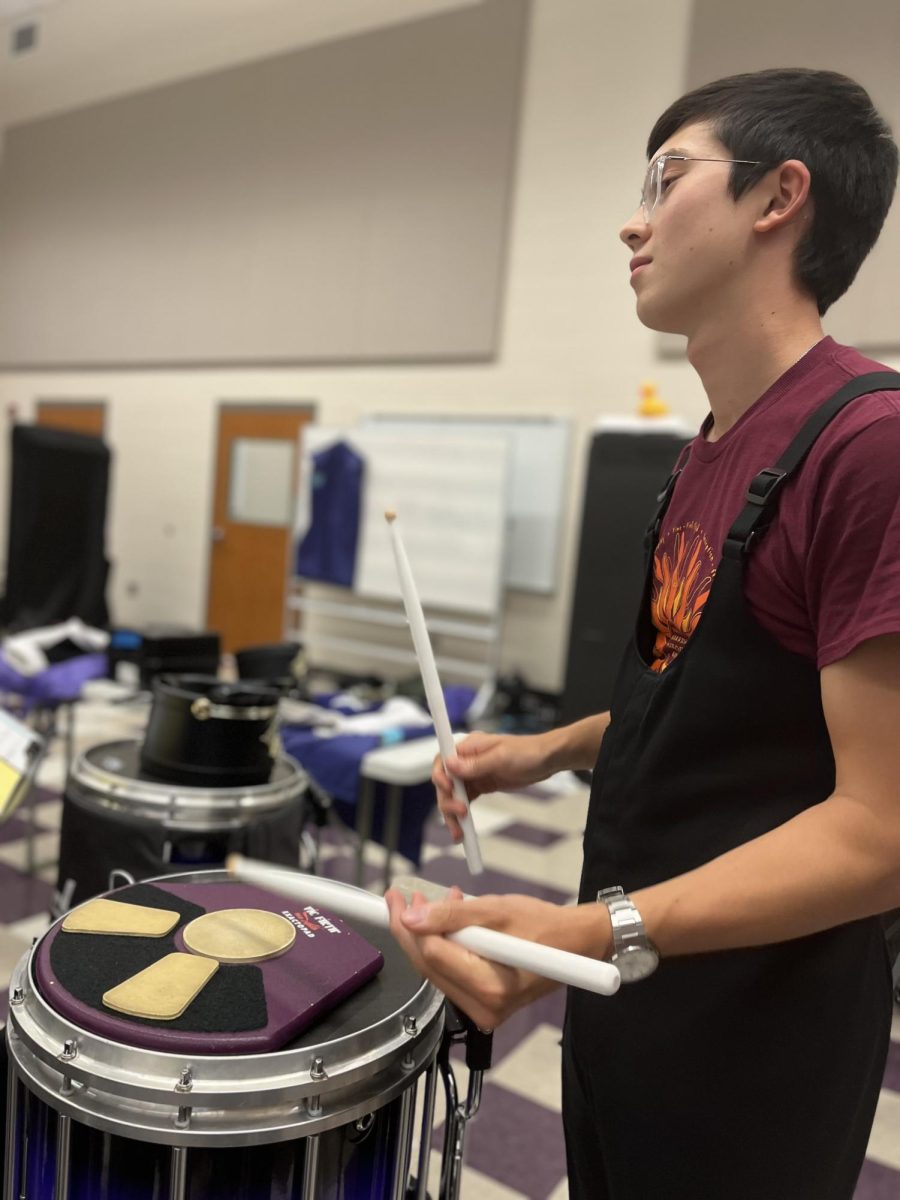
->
<box><xmin>5</xmin><ymin>870</ymin><xmax>445</xmax><ymax>1200</ymax></box>
<box><xmin>56</xmin><ymin>741</ymin><xmax>308</xmax><ymax>908</ymax></box>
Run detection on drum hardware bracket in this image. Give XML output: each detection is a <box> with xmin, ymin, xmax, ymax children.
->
<box><xmin>175</xmin><ymin>1067</ymin><xmax>193</xmax><ymax>1094</ymax></box>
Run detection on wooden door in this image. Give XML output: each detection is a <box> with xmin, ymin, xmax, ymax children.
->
<box><xmin>206</xmin><ymin>406</ymin><xmax>313</xmax><ymax>654</ymax></box>
<box><xmin>36</xmin><ymin>400</ymin><xmax>105</xmax><ymax>436</ymax></box>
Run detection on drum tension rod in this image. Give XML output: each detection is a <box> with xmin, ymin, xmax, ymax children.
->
<box><xmin>402</xmin><ymin>1015</ymin><xmax>418</xmax><ymax>1070</ymax></box>
<box><xmin>307</xmin><ymin>1057</ymin><xmax>327</xmax><ymax>1117</ymax></box>
<box><xmin>58</xmin><ymin>1039</ymin><xmax>79</xmax><ymax>1097</ymax></box>
<box><xmin>175</xmin><ymin>1067</ymin><xmax>194</xmax><ymax>1128</ymax></box>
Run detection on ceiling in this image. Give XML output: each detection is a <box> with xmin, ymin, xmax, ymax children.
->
<box><xmin>0</xmin><ymin>0</ymin><xmax>482</xmax><ymax>127</ymax></box>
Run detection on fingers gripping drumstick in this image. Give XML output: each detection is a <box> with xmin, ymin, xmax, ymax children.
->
<box><xmin>227</xmin><ymin>856</ymin><xmax>621</xmax><ymax>996</ymax></box>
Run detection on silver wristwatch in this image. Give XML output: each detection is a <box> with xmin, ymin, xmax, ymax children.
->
<box><xmin>597</xmin><ymin>886</ymin><xmax>659</xmax><ymax>983</ymax></box>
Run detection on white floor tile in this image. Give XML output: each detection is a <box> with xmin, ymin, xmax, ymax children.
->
<box><xmin>0</xmin><ymin>832</ymin><xmax>59</xmax><ymax>873</ymax></box>
<box><xmin>7</xmin><ymin>912</ymin><xmax>54</xmax><ymax>942</ymax></box>
<box><xmin>891</xmin><ymin>1009</ymin><xmax>900</xmax><ymax>1044</ymax></box>
<box><xmin>547</xmin><ymin>1181</ymin><xmax>569</xmax><ymax>1200</ymax></box>
<box><xmin>31</xmin><ymin>799</ymin><xmax>63</xmax><ymax>829</ymax></box>
<box><xmin>469</xmin><ymin>806</ymin><xmax>516</xmax><ymax>838</ymax></box>
<box><xmin>489</xmin><ymin>1023</ymin><xmax>564</xmax><ymax>1114</ymax></box>
<box><xmin>475</xmin><ymin>834</ymin><xmax>585</xmax><ymax>894</ymax></box>
<box><xmin>0</xmin><ymin>927</ymin><xmax>32</xmax><ymax>991</ymax></box>
<box><xmin>35</xmin><ymin>758</ymin><xmax>67</xmax><ymax>792</ymax></box>
<box><xmin>475</xmin><ymin>791</ymin><xmax>589</xmax><ymax>837</ymax></box>
<box><xmin>867</xmin><ymin>1087</ymin><xmax>900</xmax><ymax>1170</ymax></box>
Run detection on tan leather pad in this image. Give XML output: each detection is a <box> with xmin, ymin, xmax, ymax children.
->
<box><xmin>182</xmin><ymin>909</ymin><xmax>296</xmax><ymax>963</ymax></box>
<box><xmin>102</xmin><ymin>953</ymin><xmax>218</xmax><ymax>1020</ymax></box>
<box><xmin>63</xmin><ymin>898</ymin><xmax>180</xmax><ymax>938</ymax></box>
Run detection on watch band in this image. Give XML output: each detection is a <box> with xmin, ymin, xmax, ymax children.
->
<box><xmin>596</xmin><ymin>886</ymin><xmax>659</xmax><ymax>982</ymax></box>
<box><xmin>597</xmin><ymin>885</ymin><xmax>649</xmax><ymax>951</ymax></box>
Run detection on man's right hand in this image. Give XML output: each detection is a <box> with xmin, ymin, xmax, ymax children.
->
<box><xmin>432</xmin><ymin>730</ymin><xmax>556</xmax><ymax>842</ymax></box>
<box><xmin>433</xmin><ymin>713</ymin><xmax>611</xmax><ymax>841</ymax></box>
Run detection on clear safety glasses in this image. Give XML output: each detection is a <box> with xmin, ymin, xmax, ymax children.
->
<box><xmin>640</xmin><ymin>154</ymin><xmax>763</xmax><ymax>223</ymax></box>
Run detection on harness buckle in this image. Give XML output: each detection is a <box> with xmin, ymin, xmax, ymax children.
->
<box><xmin>745</xmin><ymin>467</ymin><xmax>787</xmax><ymax>506</ymax></box>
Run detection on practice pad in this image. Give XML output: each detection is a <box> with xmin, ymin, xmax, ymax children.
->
<box><xmin>63</xmin><ymin>897</ymin><xmax>180</xmax><ymax>937</ymax></box>
<box><xmin>103</xmin><ymin>953</ymin><xmax>218</xmax><ymax>1020</ymax></box>
<box><xmin>182</xmin><ymin>909</ymin><xmax>296</xmax><ymax>963</ymax></box>
<box><xmin>38</xmin><ymin>880</ymin><xmax>386</xmax><ymax>1054</ymax></box>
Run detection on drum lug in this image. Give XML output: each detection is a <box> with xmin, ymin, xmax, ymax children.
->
<box><xmin>309</xmin><ymin>1056</ymin><xmax>327</xmax><ymax>1082</ymax></box>
<box><xmin>306</xmin><ymin>1056</ymin><xmax>327</xmax><ymax>1117</ymax></box>
<box><xmin>10</xmin><ymin>986</ymin><xmax>24</xmax><ymax>1006</ymax></box>
<box><xmin>402</xmin><ymin>1015</ymin><xmax>418</xmax><ymax>1069</ymax></box>
<box><xmin>190</xmin><ymin>697</ymin><xmax>212</xmax><ymax>721</ymax></box>
<box><xmin>175</xmin><ymin>1105</ymin><xmax>192</xmax><ymax>1129</ymax></box>
<box><xmin>174</xmin><ymin>1067</ymin><xmax>193</xmax><ymax>1093</ymax></box>
<box><xmin>59</xmin><ymin>1039</ymin><xmax>78</xmax><ymax>1063</ymax></box>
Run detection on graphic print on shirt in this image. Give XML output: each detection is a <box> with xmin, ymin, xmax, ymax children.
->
<box><xmin>650</xmin><ymin>521</ymin><xmax>716</xmax><ymax>672</ymax></box>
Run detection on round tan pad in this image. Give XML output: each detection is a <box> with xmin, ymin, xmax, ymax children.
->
<box><xmin>182</xmin><ymin>909</ymin><xmax>296</xmax><ymax>963</ymax></box>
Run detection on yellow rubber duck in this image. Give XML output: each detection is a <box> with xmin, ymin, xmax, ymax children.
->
<box><xmin>638</xmin><ymin>380</ymin><xmax>670</xmax><ymax>417</ymax></box>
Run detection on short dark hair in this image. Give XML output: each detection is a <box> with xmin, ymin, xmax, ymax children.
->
<box><xmin>647</xmin><ymin>69</ymin><xmax>898</xmax><ymax>315</ymax></box>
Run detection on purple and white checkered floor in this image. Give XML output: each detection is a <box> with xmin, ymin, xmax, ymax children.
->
<box><xmin>1</xmin><ymin>699</ymin><xmax>898</xmax><ymax>1199</ymax></box>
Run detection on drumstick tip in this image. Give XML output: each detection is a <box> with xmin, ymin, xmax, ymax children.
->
<box><xmin>384</xmin><ymin>509</ymin><xmax>397</xmax><ymax>523</ymax></box>
<box><xmin>225</xmin><ymin>853</ymin><xmax>243</xmax><ymax>877</ymax></box>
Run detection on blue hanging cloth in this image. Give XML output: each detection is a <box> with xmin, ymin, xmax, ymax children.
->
<box><xmin>295</xmin><ymin>440</ymin><xmax>365</xmax><ymax>588</ymax></box>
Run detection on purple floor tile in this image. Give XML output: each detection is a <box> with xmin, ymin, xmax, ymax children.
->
<box><xmin>0</xmin><ymin>862</ymin><xmax>54</xmax><ymax>922</ymax></box>
<box><xmin>453</xmin><ymin>1081</ymin><xmax>567</xmax><ymax>1199</ymax></box>
<box><xmin>883</xmin><ymin>1040</ymin><xmax>900</xmax><ymax>1094</ymax></box>
<box><xmin>420</xmin><ymin>855</ymin><xmax>571</xmax><ymax>906</ymax></box>
<box><xmin>0</xmin><ymin>816</ymin><xmax>46</xmax><ymax>844</ymax></box>
<box><xmin>490</xmin><ymin>990</ymin><xmax>566</xmax><ymax>1065</ymax></box>
<box><xmin>424</xmin><ymin>821</ymin><xmax>458</xmax><ymax>849</ymax></box>
<box><xmin>495</xmin><ymin>821</ymin><xmax>566</xmax><ymax>848</ymax></box>
<box><xmin>854</xmin><ymin>1158</ymin><xmax>900</xmax><ymax>1199</ymax></box>
<box><xmin>319</xmin><ymin>853</ymin><xmax>383</xmax><ymax>890</ymax></box>
<box><xmin>29</xmin><ymin>785</ymin><xmax>62</xmax><ymax>806</ymax></box>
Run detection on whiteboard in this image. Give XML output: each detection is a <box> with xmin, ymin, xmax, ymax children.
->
<box><xmin>298</xmin><ymin>426</ymin><xmax>508</xmax><ymax>617</ymax></box>
<box><xmin>361</xmin><ymin>416</ymin><xmax>571</xmax><ymax>592</ymax></box>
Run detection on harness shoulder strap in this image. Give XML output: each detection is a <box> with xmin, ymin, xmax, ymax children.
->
<box><xmin>643</xmin><ymin>441</ymin><xmax>693</xmax><ymax>555</ymax></box>
<box><xmin>722</xmin><ymin>372</ymin><xmax>900</xmax><ymax>561</ymax></box>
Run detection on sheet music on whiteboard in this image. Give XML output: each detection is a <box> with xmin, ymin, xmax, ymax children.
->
<box><xmin>298</xmin><ymin>426</ymin><xmax>509</xmax><ymax>617</ymax></box>
<box><xmin>361</xmin><ymin>415</ymin><xmax>571</xmax><ymax>593</ymax></box>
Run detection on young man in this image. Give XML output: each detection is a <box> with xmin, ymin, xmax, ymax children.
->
<box><xmin>386</xmin><ymin>69</ymin><xmax>900</xmax><ymax>1198</ymax></box>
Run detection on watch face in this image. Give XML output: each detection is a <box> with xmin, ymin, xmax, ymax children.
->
<box><xmin>616</xmin><ymin>945</ymin><xmax>659</xmax><ymax>983</ymax></box>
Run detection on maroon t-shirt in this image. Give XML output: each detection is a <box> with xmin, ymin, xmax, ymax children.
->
<box><xmin>650</xmin><ymin>336</ymin><xmax>900</xmax><ymax>672</ymax></box>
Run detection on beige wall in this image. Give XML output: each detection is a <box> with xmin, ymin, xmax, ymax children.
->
<box><xmin>0</xmin><ymin>0</ymin><xmax>897</xmax><ymax>691</ymax></box>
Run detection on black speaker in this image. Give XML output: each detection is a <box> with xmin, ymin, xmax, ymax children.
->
<box><xmin>560</xmin><ymin>427</ymin><xmax>690</xmax><ymax>725</ymax></box>
<box><xmin>1</xmin><ymin>424</ymin><xmax>110</xmax><ymax>632</ymax></box>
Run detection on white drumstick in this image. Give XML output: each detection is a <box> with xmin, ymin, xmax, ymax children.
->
<box><xmin>384</xmin><ymin>510</ymin><xmax>483</xmax><ymax>876</ymax></box>
<box><xmin>227</xmin><ymin>855</ymin><xmax>620</xmax><ymax>997</ymax></box>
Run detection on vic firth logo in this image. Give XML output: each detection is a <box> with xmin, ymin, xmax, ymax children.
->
<box><xmin>281</xmin><ymin>907</ymin><xmax>342</xmax><ymax>938</ymax></box>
